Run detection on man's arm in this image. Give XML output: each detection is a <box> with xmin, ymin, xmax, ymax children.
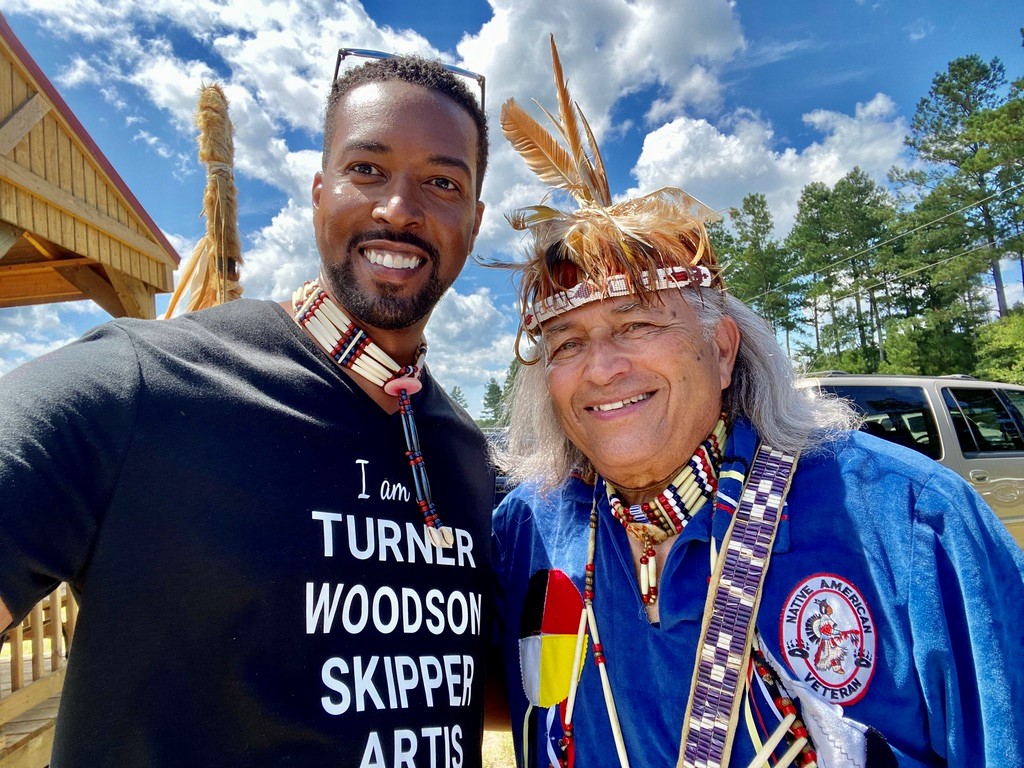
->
<box><xmin>0</xmin><ymin>324</ymin><xmax>140</xmax><ymax>625</ymax></box>
<box><xmin>911</xmin><ymin>473</ymin><xmax>1024</xmax><ymax>765</ymax></box>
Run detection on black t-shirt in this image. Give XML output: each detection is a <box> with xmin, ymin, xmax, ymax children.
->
<box><xmin>0</xmin><ymin>300</ymin><xmax>495</xmax><ymax>767</ymax></box>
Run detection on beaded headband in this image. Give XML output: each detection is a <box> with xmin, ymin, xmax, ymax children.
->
<box><xmin>499</xmin><ymin>36</ymin><xmax>724</xmax><ymax>351</ymax></box>
<box><xmin>524</xmin><ymin>264</ymin><xmax>716</xmax><ymax>332</ymax></box>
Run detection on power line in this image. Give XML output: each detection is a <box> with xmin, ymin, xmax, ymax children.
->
<box><xmin>831</xmin><ymin>240</ymin><xmax>993</xmax><ymax>305</ymax></box>
<box><xmin>740</xmin><ymin>177</ymin><xmax>1024</xmax><ymax>307</ymax></box>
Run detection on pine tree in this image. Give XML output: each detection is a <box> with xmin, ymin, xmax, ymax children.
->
<box><xmin>905</xmin><ymin>55</ymin><xmax>1013</xmax><ymax>315</ymax></box>
<box><xmin>724</xmin><ymin>193</ymin><xmax>796</xmax><ymax>343</ymax></box>
<box><xmin>448</xmin><ymin>384</ymin><xmax>469</xmax><ymax>410</ymax></box>
<box><xmin>480</xmin><ymin>378</ymin><xmax>504</xmax><ymax>426</ymax></box>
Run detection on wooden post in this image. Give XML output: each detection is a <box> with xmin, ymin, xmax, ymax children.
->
<box><xmin>10</xmin><ymin>624</ymin><xmax>23</xmax><ymax>691</ymax></box>
<box><xmin>48</xmin><ymin>589</ymin><xmax>62</xmax><ymax>671</ymax></box>
<box><xmin>29</xmin><ymin>603</ymin><xmax>43</xmax><ymax>681</ymax></box>
<box><xmin>65</xmin><ymin>587</ymin><xmax>78</xmax><ymax>645</ymax></box>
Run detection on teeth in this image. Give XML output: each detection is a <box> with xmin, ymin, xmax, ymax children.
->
<box><xmin>591</xmin><ymin>393</ymin><xmax>649</xmax><ymax>412</ymax></box>
<box><xmin>364</xmin><ymin>249</ymin><xmax>421</xmax><ymax>270</ymax></box>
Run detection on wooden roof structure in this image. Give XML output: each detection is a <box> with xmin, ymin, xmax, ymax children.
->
<box><xmin>0</xmin><ymin>13</ymin><xmax>179</xmax><ymax>319</ymax></box>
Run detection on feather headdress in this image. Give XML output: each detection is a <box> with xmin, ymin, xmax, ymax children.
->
<box><xmin>501</xmin><ymin>36</ymin><xmax>724</xmax><ymax>350</ymax></box>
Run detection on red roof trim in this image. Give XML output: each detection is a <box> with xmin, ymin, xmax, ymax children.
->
<box><xmin>0</xmin><ymin>12</ymin><xmax>180</xmax><ymax>266</ymax></box>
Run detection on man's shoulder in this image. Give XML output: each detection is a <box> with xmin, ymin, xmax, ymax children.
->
<box><xmin>110</xmin><ymin>299</ymin><xmax>289</xmax><ymax>345</ymax></box>
<box><xmin>93</xmin><ymin>299</ymin><xmax>311</xmax><ymax>374</ymax></box>
<box><xmin>801</xmin><ymin>428</ymin><xmax>954</xmax><ymax>482</ymax></box>
<box><xmin>496</xmin><ymin>475</ymin><xmax>592</xmax><ymax>521</ymax></box>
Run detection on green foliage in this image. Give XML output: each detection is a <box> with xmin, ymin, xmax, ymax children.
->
<box><xmin>723</xmin><ymin>194</ymin><xmax>797</xmax><ymax>335</ymax></box>
<box><xmin>878</xmin><ymin>312</ymin><xmax>978</xmax><ymax>376</ymax></box>
<box><xmin>478</xmin><ymin>377</ymin><xmax>504</xmax><ymax>427</ymax></box>
<box><xmin>447</xmin><ymin>384</ymin><xmax>469</xmax><ymax>410</ymax></box>
<box><xmin>903</xmin><ymin>54</ymin><xmax>1017</xmax><ymax>316</ymax></box>
<box><xmin>975</xmin><ymin>310</ymin><xmax>1024</xmax><ymax>384</ymax></box>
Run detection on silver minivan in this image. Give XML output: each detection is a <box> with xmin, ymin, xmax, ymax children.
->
<box><xmin>798</xmin><ymin>373</ymin><xmax>1024</xmax><ymax>548</ymax></box>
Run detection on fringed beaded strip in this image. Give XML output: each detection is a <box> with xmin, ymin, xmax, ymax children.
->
<box><xmin>565</xmin><ymin>486</ymin><xmax>631</xmax><ymax>768</ymax></box>
<box><xmin>749</xmin><ymin>649</ymin><xmax>819</xmax><ymax>768</ymax></box>
<box><xmin>604</xmin><ymin>418</ymin><xmax>726</xmax><ymax>605</ymax></box>
<box><xmin>292</xmin><ymin>279</ymin><xmax>454</xmax><ymax>548</ymax></box>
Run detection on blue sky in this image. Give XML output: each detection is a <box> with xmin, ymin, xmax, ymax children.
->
<box><xmin>1</xmin><ymin>0</ymin><xmax>1021</xmax><ymax>414</ymax></box>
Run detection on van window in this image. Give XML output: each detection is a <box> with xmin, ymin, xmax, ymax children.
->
<box><xmin>819</xmin><ymin>384</ymin><xmax>942</xmax><ymax>460</ymax></box>
<box><xmin>1001</xmin><ymin>389</ymin><xmax>1024</xmax><ymax>424</ymax></box>
<box><xmin>942</xmin><ymin>387</ymin><xmax>1024</xmax><ymax>454</ymax></box>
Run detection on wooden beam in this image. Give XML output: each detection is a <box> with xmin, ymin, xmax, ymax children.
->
<box><xmin>0</xmin><ymin>721</ymin><xmax>56</xmax><ymax>768</ymax></box>
<box><xmin>0</xmin><ymin>93</ymin><xmax>50</xmax><ymax>157</ymax></box>
<box><xmin>0</xmin><ymin>257</ymin><xmax>93</xmax><ymax>275</ymax></box>
<box><xmin>0</xmin><ymin>268</ymin><xmax>82</xmax><ymax>308</ymax></box>
<box><xmin>0</xmin><ymin>670</ymin><xmax>65</xmax><ymax>726</ymax></box>
<box><xmin>0</xmin><ymin>155</ymin><xmax>175</xmax><ymax>269</ymax></box>
<box><xmin>53</xmin><ymin>264</ymin><xmax>126</xmax><ymax>317</ymax></box>
<box><xmin>105</xmin><ymin>267</ymin><xmax>155</xmax><ymax>319</ymax></box>
<box><xmin>0</xmin><ymin>221</ymin><xmax>22</xmax><ymax>258</ymax></box>
<box><xmin>21</xmin><ymin>232</ymin><xmax>56</xmax><ymax>260</ymax></box>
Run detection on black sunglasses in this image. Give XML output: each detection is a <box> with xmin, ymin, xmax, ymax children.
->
<box><xmin>333</xmin><ymin>48</ymin><xmax>486</xmax><ymax>112</ymax></box>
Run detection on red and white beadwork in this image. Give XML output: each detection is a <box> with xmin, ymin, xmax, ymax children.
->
<box><xmin>605</xmin><ymin>418</ymin><xmax>726</xmax><ymax>605</ymax></box>
<box><xmin>293</xmin><ymin>279</ymin><xmax>453</xmax><ymax>548</ymax></box>
<box><xmin>524</xmin><ymin>265</ymin><xmax>716</xmax><ymax>331</ymax></box>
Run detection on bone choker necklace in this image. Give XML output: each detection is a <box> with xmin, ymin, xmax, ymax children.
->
<box><xmin>292</xmin><ymin>278</ymin><xmax>453</xmax><ymax>548</ymax></box>
<box><xmin>603</xmin><ymin>417</ymin><xmax>726</xmax><ymax>604</ymax></box>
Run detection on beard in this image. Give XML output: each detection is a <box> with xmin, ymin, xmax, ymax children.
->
<box><xmin>321</xmin><ymin>228</ymin><xmax>450</xmax><ymax>331</ymax></box>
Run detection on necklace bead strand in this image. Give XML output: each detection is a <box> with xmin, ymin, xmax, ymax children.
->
<box><xmin>605</xmin><ymin>418</ymin><xmax>726</xmax><ymax>604</ymax></box>
<box><xmin>293</xmin><ymin>279</ymin><xmax>453</xmax><ymax>548</ymax></box>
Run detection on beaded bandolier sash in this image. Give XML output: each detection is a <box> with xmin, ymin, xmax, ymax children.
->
<box><xmin>292</xmin><ymin>278</ymin><xmax>454</xmax><ymax>548</ymax></box>
<box><xmin>677</xmin><ymin>442</ymin><xmax>800</xmax><ymax>768</ymax></box>
<box><xmin>562</xmin><ymin>431</ymin><xmax>802</xmax><ymax>768</ymax></box>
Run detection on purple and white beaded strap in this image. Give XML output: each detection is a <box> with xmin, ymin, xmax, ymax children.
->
<box><xmin>677</xmin><ymin>444</ymin><xmax>798</xmax><ymax>768</ymax></box>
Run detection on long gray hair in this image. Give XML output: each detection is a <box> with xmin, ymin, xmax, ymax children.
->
<box><xmin>497</xmin><ymin>288</ymin><xmax>859</xmax><ymax>489</ymax></box>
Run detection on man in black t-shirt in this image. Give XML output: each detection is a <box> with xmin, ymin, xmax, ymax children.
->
<box><xmin>0</xmin><ymin>52</ymin><xmax>496</xmax><ymax>767</ymax></box>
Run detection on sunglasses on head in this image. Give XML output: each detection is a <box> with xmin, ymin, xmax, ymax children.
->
<box><xmin>333</xmin><ymin>48</ymin><xmax>486</xmax><ymax>111</ymax></box>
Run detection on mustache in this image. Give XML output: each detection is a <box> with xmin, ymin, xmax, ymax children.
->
<box><xmin>348</xmin><ymin>228</ymin><xmax>440</xmax><ymax>262</ymax></box>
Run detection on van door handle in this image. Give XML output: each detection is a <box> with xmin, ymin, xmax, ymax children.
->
<box><xmin>969</xmin><ymin>470</ymin><xmax>989</xmax><ymax>483</ymax></box>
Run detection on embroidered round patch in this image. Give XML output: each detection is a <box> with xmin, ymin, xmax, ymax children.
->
<box><xmin>779</xmin><ymin>573</ymin><xmax>876</xmax><ymax>705</ymax></box>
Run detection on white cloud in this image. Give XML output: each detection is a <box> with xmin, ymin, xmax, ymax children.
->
<box><xmin>239</xmin><ymin>197</ymin><xmax>320</xmax><ymax>301</ymax></box>
<box><xmin>0</xmin><ymin>305</ymin><xmax>94</xmax><ymax>375</ymax></box>
<box><xmin>425</xmin><ymin>287</ymin><xmax>518</xmax><ymax>416</ymax></box>
<box><xmin>56</xmin><ymin>55</ymin><xmax>100</xmax><ymax>88</ymax></box>
<box><xmin>627</xmin><ymin>94</ymin><xmax>908</xmax><ymax>234</ymax></box>
<box><xmin>906</xmin><ymin>19</ymin><xmax>934</xmax><ymax>43</ymax></box>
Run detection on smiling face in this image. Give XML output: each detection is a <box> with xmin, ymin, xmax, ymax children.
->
<box><xmin>312</xmin><ymin>80</ymin><xmax>484</xmax><ymax>337</ymax></box>
<box><xmin>542</xmin><ymin>290</ymin><xmax>740</xmax><ymax>493</ymax></box>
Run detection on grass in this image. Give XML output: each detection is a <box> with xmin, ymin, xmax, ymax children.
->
<box><xmin>483</xmin><ymin>729</ymin><xmax>516</xmax><ymax>767</ymax></box>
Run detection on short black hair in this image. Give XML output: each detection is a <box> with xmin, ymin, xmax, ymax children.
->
<box><xmin>322</xmin><ymin>55</ymin><xmax>489</xmax><ymax>196</ymax></box>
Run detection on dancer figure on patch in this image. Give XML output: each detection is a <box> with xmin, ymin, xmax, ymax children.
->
<box><xmin>489</xmin><ymin>35</ymin><xmax>1024</xmax><ymax>768</ymax></box>
<box><xmin>808</xmin><ymin>598</ymin><xmax>861</xmax><ymax>676</ymax></box>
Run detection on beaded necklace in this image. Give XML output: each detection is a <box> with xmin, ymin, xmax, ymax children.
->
<box><xmin>292</xmin><ymin>278</ymin><xmax>453</xmax><ymax>548</ymax></box>
<box><xmin>604</xmin><ymin>418</ymin><xmax>726</xmax><ymax>605</ymax></box>
<box><xmin>558</xmin><ymin>426</ymin><xmax>811</xmax><ymax>768</ymax></box>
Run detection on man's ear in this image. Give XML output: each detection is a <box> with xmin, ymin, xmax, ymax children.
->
<box><xmin>468</xmin><ymin>200</ymin><xmax>485</xmax><ymax>252</ymax></box>
<box><xmin>311</xmin><ymin>170</ymin><xmax>324</xmax><ymax>210</ymax></box>
<box><xmin>714</xmin><ymin>316</ymin><xmax>741</xmax><ymax>390</ymax></box>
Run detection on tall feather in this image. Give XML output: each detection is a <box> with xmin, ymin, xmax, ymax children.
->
<box><xmin>546</xmin><ymin>35</ymin><xmax>609</xmax><ymax>206</ymax></box>
<box><xmin>501</xmin><ymin>99</ymin><xmax>582</xmax><ymax>195</ymax></box>
<box><xmin>501</xmin><ymin>37</ymin><xmax>613</xmax><ymax>207</ymax></box>
<box><xmin>578</xmin><ymin>108</ymin><xmax>611</xmax><ymax>205</ymax></box>
<box><xmin>547</xmin><ymin>36</ymin><xmax>603</xmax><ymax>205</ymax></box>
